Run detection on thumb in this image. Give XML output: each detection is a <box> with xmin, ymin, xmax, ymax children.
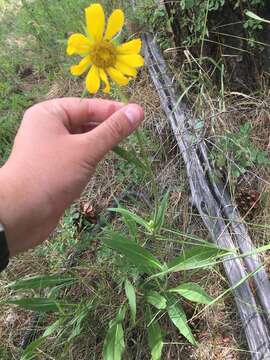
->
<box><xmin>81</xmin><ymin>103</ymin><xmax>144</xmax><ymax>163</ymax></box>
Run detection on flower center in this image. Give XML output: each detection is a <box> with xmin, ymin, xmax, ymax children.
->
<box><xmin>91</xmin><ymin>41</ymin><xmax>116</xmax><ymax>68</ymax></box>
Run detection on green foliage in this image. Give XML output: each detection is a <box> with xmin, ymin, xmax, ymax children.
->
<box><xmin>167</xmin><ymin>243</ymin><xmax>232</xmax><ymax>272</ymax></box>
<box><xmin>145</xmin><ymin>290</ymin><xmax>167</xmax><ymax>310</ymax></box>
<box><xmin>2</xmin><ymin>0</ymin><xmax>269</xmax><ymax>358</ymax></box>
<box><xmin>7</xmin><ymin>280</ymin><xmax>94</xmax><ymax>358</ymax></box>
<box><xmin>124</xmin><ymin>280</ymin><xmax>137</xmax><ymax>324</ymax></box>
<box><xmin>103</xmin><ymin>231</ymin><xmax>163</xmax><ymax>274</ymax></box>
<box><xmin>245</xmin><ymin>9</ymin><xmax>270</xmax><ymax>24</ymax></box>
<box><xmin>6</xmin><ymin>275</ymin><xmax>76</xmax><ymax>290</ymax></box>
<box><xmin>138</xmin><ymin>0</ymin><xmax>266</xmax><ymax>50</ymax></box>
<box><xmin>154</xmin><ymin>191</ymin><xmax>170</xmax><ymax>233</ymax></box>
<box><xmin>178</xmin><ymin>0</ymin><xmax>266</xmax><ymax>47</ymax></box>
<box><xmin>179</xmin><ymin>0</ymin><xmax>225</xmax><ymax>46</ymax></box>
<box><xmin>135</xmin><ymin>0</ymin><xmax>173</xmax><ymax>50</ymax></box>
<box><xmin>212</xmin><ymin>122</ymin><xmax>270</xmax><ymax>180</ymax></box>
<box><xmin>168</xmin><ymin>282</ymin><xmax>213</xmax><ymax>304</ymax></box>
<box><xmin>21</xmin><ymin>318</ymin><xmax>64</xmax><ymax>360</ymax></box>
<box><xmin>244</xmin><ymin>9</ymin><xmax>267</xmax><ymax>46</ymax></box>
<box><xmin>166</xmin><ymin>295</ymin><xmax>197</xmax><ymax>345</ymax></box>
<box><xmin>103</xmin><ymin>306</ymin><xmax>126</xmax><ymax>360</ymax></box>
<box><xmin>146</xmin><ymin>308</ymin><xmax>164</xmax><ymax>360</ymax></box>
<box><xmin>101</xmin><ymin>205</ymin><xmax>233</xmax><ymax>356</ymax></box>
<box><xmin>113</xmin><ymin>145</ymin><xmax>148</xmax><ymax>172</ymax></box>
<box><xmin>6</xmin><ymin>298</ymin><xmax>75</xmax><ymax>313</ymax></box>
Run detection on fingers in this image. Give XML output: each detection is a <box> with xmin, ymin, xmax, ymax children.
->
<box><xmin>79</xmin><ymin>103</ymin><xmax>144</xmax><ymax>163</ymax></box>
<box><xmin>29</xmin><ymin>97</ymin><xmax>125</xmax><ymax>132</ymax></box>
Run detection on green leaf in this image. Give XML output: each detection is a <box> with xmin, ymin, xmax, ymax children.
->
<box><xmin>154</xmin><ymin>191</ymin><xmax>169</xmax><ymax>232</ymax></box>
<box><xmin>145</xmin><ymin>290</ymin><xmax>167</xmax><ymax>310</ymax></box>
<box><xmin>147</xmin><ymin>308</ymin><xmax>164</xmax><ymax>360</ymax></box>
<box><xmin>167</xmin><ymin>244</ymin><xmax>232</xmax><ymax>272</ymax></box>
<box><xmin>68</xmin><ymin>301</ymin><xmax>93</xmax><ymax>342</ymax></box>
<box><xmin>7</xmin><ymin>298</ymin><xmax>74</xmax><ymax>313</ymax></box>
<box><xmin>108</xmin><ymin>208</ymin><xmax>150</xmax><ymax>231</ymax></box>
<box><xmin>114</xmin><ymin>305</ymin><xmax>127</xmax><ymax>324</ymax></box>
<box><xmin>6</xmin><ymin>275</ymin><xmax>76</xmax><ymax>290</ymax></box>
<box><xmin>21</xmin><ymin>337</ymin><xmax>44</xmax><ymax>360</ymax></box>
<box><xmin>103</xmin><ymin>232</ymin><xmax>163</xmax><ymax>274</ymax></box>
<box><xmin>168</xmin><ymin>282</ymin><xmax>212</xmax><ymax>305</ymax></box>
<box><xmin>21</xmin><ymin>318</ymin><xmax>64</xmax><ymax>360</ymax></box>
<box><xmin>124</xmin><ymin>280</ymin><xmax>136</xmax><ymax>325</ymax></box>
<box><xmin>245</xmin><ymin>10</ymin><xmax>270</xmax><ymax>24</ymax></box>
<box><xmin>256</xmin><ymin>151</ymin><xmax>270</xmax><ymax>165</ymax></box>
<box><xmin>103</xmin><ymin>308</ymin><xmax>126</xmax><ymax>360</ymax></box>
<box><xmin>166</xmin><ymin>296</ymin><xmax>196</xmax><ymax>346</ymax></box>
<box><xmin>120</xmin><ymin>208</ymin><xmax>138</xmax><ymax>242</ymax></box>
<box><xmin>113</xmin><ymin>146</ymin><xmax>147</xmax><ymax>171</ymax></box>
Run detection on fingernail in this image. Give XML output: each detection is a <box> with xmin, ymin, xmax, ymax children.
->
<box><xmin>123</xmin><ymin>104</ymin><xmax>143</xmax><ymax>126</ymax></box>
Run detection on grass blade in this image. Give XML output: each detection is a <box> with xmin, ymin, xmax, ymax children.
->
<box><xmin>147</xmin><ymin>308</ymin><xmax>164</xmax><ymax>360</ymax></box>
<box><xmin>21</xmin><ymin>318</ymin><xmax>64</xmax><ymax>360</ymax></box>
<box><xmin>113</xmin><ymin>145</ymin><xmax>147</xmax><ymax>171</ymax></box>
<box><xmin>108</xmin><ymin>208</ymin><xmax>150</xmax><ymax>231</ymax></box>
<box><xmin>167</xmin><ymin>244</ymin><xmax>232</xmax><ymax>272</ymax></box>
<box><xmin>103</xmin><ymin>231</ymin><xmax>163</xmax><ymax>274</ymax></box>
<box><xmin>125</xmin><ymin>280</ymin><xmax>136</xmax><ymax>325</ymax></box>
<box><xmin>6</xmin><ymin>275</ymin><xmax>76</xmax><ymax>290</ymax></box>
<box><xmin>154</xmin><ymin>191</ymin><xmax>169</xmax><ymax>233</ymax></box>
<box><xmin>103</xmin><ymin>307</ymin><xmax>126</xmax><ymax>360</ymax></box>
<box><xmin>245</xmin><ymin>10</ymin><xmax>270</xmax><ymax>24</ymax></box>
<box><xmin>7</xmin><ymin>298</ymin><xmax>75</xmax><ymax>313</ymax></box>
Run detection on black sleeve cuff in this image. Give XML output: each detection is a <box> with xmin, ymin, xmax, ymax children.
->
<box><xmin>0</xmin><ymin>224</ymin><xmax>9</xmax><ymax>271</ymax></box>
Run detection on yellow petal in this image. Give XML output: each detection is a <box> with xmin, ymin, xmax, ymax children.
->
<box><xmin>70</xmin><ymin>56</ymin><xmax>92</xmax><ymax>76</ymax></box>
<box><xmin>107</xmin><ymin>67</ymin><xmax>129</xmax><ymax>86</ymax></box>
<box><xmin>114</xmin><ymin>60</ymin><xmax>137</xmax><ymax>77</ymax></box>
<box><xmin>85</xmin><ymin>4</ymin><xmax>105</xmax><ymax>42</ymax></box>
<box><xmin>117</xmin><ymin>39</ymin><xmax>142</xmax><ymax>55</ymax></box>
<box><xmin>104</xmin><ymin>9</ymin><xmax>124</xmax><ymax>40</ymax></box>
<box><xmin>99</xmin><ymin>68</ymin><xmax>111</xmax><ymax>93</ymax></box>
<box><xmin>117</xmin><ymin>54</ymin><xmax>144</xmax><ymax>68</ymax></box>
<box><xmin>67</xmin><ymin>33</ymin><xmax>92</xmax><ymax>56</ymax></box>
<box><xmin>86</xmin><ymin>65</ymin><xmax>101</xmax><ymax>94</ymax></box>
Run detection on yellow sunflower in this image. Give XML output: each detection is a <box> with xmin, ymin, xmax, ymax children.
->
<box><xmin>67</xmin><ymin>3</ymin><xmax>144</xmax><ymax>94</ymax></box>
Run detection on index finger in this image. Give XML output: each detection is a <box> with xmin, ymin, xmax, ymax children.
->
<box><xmin>37</xmin><ymin>97</ymin><xmax>125</xmax><ymax>130</ymax></box>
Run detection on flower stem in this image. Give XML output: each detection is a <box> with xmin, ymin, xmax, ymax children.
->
<box><xmin>116</xmin><ymin>86</ymin><xmax>159</xmax><ymax>225</ymax></box>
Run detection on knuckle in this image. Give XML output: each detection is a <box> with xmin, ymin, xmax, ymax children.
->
<box><xmin>23</xmin><ymin>105</ymin><xmax>36</xmax><ymax>119</ymax></box>
<box><xmin>106</xmin><ymin>114</ymin><xmax>127</xmax><ymax>139</ymax></box>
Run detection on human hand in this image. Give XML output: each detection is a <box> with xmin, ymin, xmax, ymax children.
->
<box><xmin>0</xmin><ymin>97</ymin><xmax>144</xmax><ymax>255</ymax></box>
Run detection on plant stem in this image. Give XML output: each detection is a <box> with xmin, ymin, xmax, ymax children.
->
<box><xmin>134</xmin><ymin>130</ymin><xmax>158</xmax><ymax>222</ymax></box>
<box><xmin>116</xmin><ymin>86</ymin><xmax>159</xmax><ymax>224</ymax></box>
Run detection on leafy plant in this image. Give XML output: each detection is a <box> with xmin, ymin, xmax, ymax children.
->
<box><xmin>135</xmin><ymin>0</ymin><xmax>173</xmax><ymax>50</ymax></box>
<box><xmin>4</xmin><ymin>274</ymin><xmax>93</xmax><ymax>359</ymax></box>
<box><xmin>100</xmin><ymin>200</ymin><xmax>234</xmax><ymax>359</ymax></box>
<box><xmin>211</xmin><ymin>122</ymin><xmax>270</xmax><ymax>180</ymax></box>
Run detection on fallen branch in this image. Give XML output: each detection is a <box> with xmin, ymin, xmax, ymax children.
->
<box><xmin>143</xmin><ymin>32</ymin><xmax>270</xmax><ymax>359</ymax></box>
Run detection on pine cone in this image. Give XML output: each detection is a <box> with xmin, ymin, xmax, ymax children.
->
<box><xmin>80</xmin><ymin>202</ymin><xmax>98</xmax><ymax>224</ymax></box>
<box><xmin>235</xmin><ymin>187</ymin><xmax>260</xmax><ymax>218</ymax></box>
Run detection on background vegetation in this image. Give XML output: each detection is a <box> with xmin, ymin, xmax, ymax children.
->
<box><xmin>0</xmin><ymin>0</ymin><xmax>269</xmax><ymax>359</ymax></box>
